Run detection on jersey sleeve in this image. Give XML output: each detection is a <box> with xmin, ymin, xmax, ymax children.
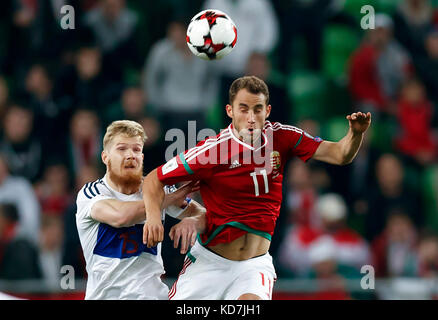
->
<box><xmin>279</xmin><ymin>125</ymin><xmax>323</xmax><ymax>162</ymax></box>
<box><xmin>76</xmin><ymin>181</ymin><xmax>113</xmax><ymax>227</ymax></box>
<box><xmin>163</xmin><ymin>185</ymin><xmax>191</xmax><ymax>219</ymax></box>
<box><xmin>157</xmin><ymin>139</ymin><xmax>218</xmax><ymax>185</ymax></box>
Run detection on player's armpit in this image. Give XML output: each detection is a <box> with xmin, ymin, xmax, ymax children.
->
<box><xmin>91</xmin><ymin>199</ymin><xmax>145</xmax><ymax>228</ymax></box>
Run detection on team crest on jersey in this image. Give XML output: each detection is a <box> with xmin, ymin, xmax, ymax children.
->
<box><xmin>270</xmin><ymin>151</ymin><xmax>281</xmax><ymax>179</ymax></box>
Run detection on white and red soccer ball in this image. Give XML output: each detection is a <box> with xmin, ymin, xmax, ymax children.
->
<box><xmin>186</xmin><ymin>9</ymin><xmax>237</xmax><ymax>60</ymax></box>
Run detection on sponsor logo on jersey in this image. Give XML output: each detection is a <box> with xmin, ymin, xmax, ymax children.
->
<box><xmin>228</xmin><ymin>159</ymin><xmax>241</xmax><ymax>169</ymax></box>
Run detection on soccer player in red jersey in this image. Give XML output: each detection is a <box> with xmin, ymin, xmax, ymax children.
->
<box><xmin>142</xmin><ymin>76</ymin><xmax>372</xmax><ymax>300</ymax></box>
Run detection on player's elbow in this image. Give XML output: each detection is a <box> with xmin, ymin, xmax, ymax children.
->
<box><xmin>339</xmin><ymin>157</ymin><xmax>353</xmax><ymax>166</ymax></box>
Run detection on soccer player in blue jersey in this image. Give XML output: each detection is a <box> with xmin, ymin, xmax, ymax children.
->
<box><xmin>76</xmin><ymin>120</ymin><xmax>205</xmax><ymax>300</ymax></box>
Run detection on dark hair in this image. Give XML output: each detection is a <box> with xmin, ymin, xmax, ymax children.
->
<box><xmin>0</xmin><ymin>203</ymin><xmax>18</xmax><ymax>222</ymax></box>
<box><xmin>229</xmin><ymin>76</ymin><xmax>269</xmax><ymax>105</ymax></box>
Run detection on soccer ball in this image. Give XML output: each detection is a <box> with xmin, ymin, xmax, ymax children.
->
<box><xmin>186</xmin><ymin>9</ymin><xmax>237</xmax><ymax>60</ymax></box>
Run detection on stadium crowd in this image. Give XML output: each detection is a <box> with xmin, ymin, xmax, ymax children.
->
<box><xmin>0</xmin><ymin>0</ymin><xmax>437</xmax><ymax>299</ymax></box>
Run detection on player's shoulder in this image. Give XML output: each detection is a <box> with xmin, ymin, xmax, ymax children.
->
<box><xmin>77</xmin><ymin>178</ymin><xmax>110</xmax><ymax>203</ymax></box>
<box><xmin>264</xmin><ymin>121</ymin><xmax>303</xmax><ymax>135</ymax></box>
<box><xmin>192</xmin><ymin>127</ymin><xmax>232</xmax><ymax>148</ymax></box>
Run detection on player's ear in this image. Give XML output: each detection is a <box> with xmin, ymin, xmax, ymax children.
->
<box><xmin>225</xmin><ymin>104</ymin><xmax>233</xmax><ymax>119</ymax></box>
<box><xmin>101</xmin><ymin>150</ymin><xmax>108</xmax><ymax>166</ymax></box>
<box><xmin>266</xmin><ymin>104</ymin><xmax>272</xmax><ymax>119</ymax></box>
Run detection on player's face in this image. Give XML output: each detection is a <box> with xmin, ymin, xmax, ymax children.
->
<box><xmin>102</xmin><ymin>134</ymin><xmax>144</xmax><ymax>188</ymax></box>
<box><xmin>226</xmin><ymin>89</ymin><xmax>271</xmax><ymax>145</ymax></box>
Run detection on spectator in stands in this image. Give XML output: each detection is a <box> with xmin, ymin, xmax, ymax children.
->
<box><xmin>349</xmin><ymin>14</ymin><xmax>411</xmax><ymax>118</ymax></box>
<box><xmin>0</xmin><ymin>153</ymin><xmax>40</xmax><ymax>244</ymax></box>
<box><xmin>316</xmin><ymin>193</ymin><xmax>371</xmax><ymax>270</ymax></box>
<box><xmin>34</xmin><ymin>162</ymin><xmax>73</xmax><ymax>218</ymax></box>
<box><xmin>0</xmin><ymin>104</ymin><xmax>43</xmax><ymax>182</ymax></box>
<box><xmin>55</xmin><ymin>45</ymin><xmax>120</xmax><ymax>116</ymax></box>
<box><xmin>393</xmin><ymin>0</ymin><xmax>438</xmax><ymax>58</ymax></box>
<box><xmin>0</xmin><ymin>76</ymin><xmax>9</xmax><ymax>125</ymax></box>
<box><xmin>83</xmin><ymin>0</ymin><xmax>142</xmax><ymax>75</ymax></box>
<box><xmin>394</xmin><ymin>78</ymin><xmax>437</xmax><ymax>166</ymax></box>
<box><xmin>103</xmin><ymin>85</ymin><xmax>149</xmax><ymax>128</ymax></box>
<box><xmin>277</xmin><ymin>193</ymin><xmax>370</xmax><ymax>277</ymax></box>
<box><xmin>372</xmin><ymin>212</ymin><xmax>418</xmax><ymax>277</ymax></box>
<box><xmin>202</xmin><ymin>0</ymin><xmax>279</xmax><ymax>78</ymax></box>
<box><xmin>37</xmin><ymin>214</ymin><xmax>65</xmax><ymax>289</ymax></box>
<box><xmin>305</xmin><ymin>236</ymin><xmax>361</xmax><ymax>299</ymax></box>
<box><xmin>0</xmin><ymin>203</ymin><xmax>41</xmax><ymax>280</ymax></box>
<box><xmin>364</xmin><ymin>153</ymin><xmax>423</xmax><ymax>242</ymax></box>
<box><xmin>67</xmin><ymin>109</ymin><xmax>103</xmax><ymax>177</ymax></box>
<box><xmin>413</xmin><ymin>27</ymin><xmax>438</xmax><ymax>111</ymax></box>
<box><xmin>286</xmin><ymin>159</ymin><xmax>321</xmax><ymax>229</ymax></box>
<box><xmin>274</xmin><ymin>0</ymin><xmax>356</xmax><ymax>72</ymax></box>
<box><xmin>415</xmin><ymin>233</ymin><xmax>438</xmax><ymax>277</ymax></box>
<box><xmin>23</xmin><ymin>64</ymin><xmax>69</xmax><ymax>157</ymax></box>
<box><xmin>143</xmin><ymin>19</ymin><xmax>219</xmax><ymax>135</ymax></box>
<box><xmin>344</xmin><ymin>132</ymin><xmax>381</xmax><ymax>217</ymax></box>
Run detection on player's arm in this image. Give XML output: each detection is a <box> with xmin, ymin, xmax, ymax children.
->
<box><xmin>91</xmin><ymin>200</ymin><xmax>145</xmax><ymax>228</ymax></box>
<box><xmin>91</xmin><ymin>182</ymin><xmax>198</xmax><ymax>228</ymax></box>
<box><xmin>169</xmin><ymin>200</ymin><xmax>207</xmax><ymax>254</ymax></box>
<box><xmin>142</xmin><ymin>168</ymin><xmax>166</xmax><ymax>247</ymax></box>
<box><xmin>312</xmin><ymin>112</ymin><xmax>371</xmax><ymax>165</ymax></box>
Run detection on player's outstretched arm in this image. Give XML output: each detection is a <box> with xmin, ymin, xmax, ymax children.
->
<box><xmin>169</xmin><ymin>200</ymin><xmax>207</xmax><ymax>254</ymax></box>
<box><xmin>142</xmin><ymin>168</ymin><xmax>165</xmax><ymax>247</ymax></box>
<box><xmin>312</xmin><ymin>112</ymin><xmax>371</xmax><ymax>165</ymax></box>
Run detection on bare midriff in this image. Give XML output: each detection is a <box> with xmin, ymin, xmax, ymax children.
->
<box><xmin>207</xmin><ymin>233</ymin><xmax>270</xmax><ymax>261</ymax></box>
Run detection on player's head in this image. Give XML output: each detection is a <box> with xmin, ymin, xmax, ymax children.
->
<box><xmin>226</xmin><ymin>76</ymin><xmax>271</xmax><ymax>144</ymax></box>
<box><xmin>102</xmin><ymin>120</ymin><xmax>146</xmax><ymax>189</ymax></box>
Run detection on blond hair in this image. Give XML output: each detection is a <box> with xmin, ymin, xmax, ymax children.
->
<box><xmin>103</xmin><ymin>120</ymin><xmax>147</xmax><ymax>150</ymax></box>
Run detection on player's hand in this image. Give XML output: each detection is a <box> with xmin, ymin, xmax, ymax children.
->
<box><xmin>163</xmin><ymin>181</ymin><xmax>200</xmax><ymax>209</ymax></box>
<box><xmin>169</xmin><ymin>217</ymin><xmax>198</xmax><ymax>254</ymax></box>
<box><xmin>142</xmin><ymin>217</ymin><xmax>164</xmax><ymax>248</ymax></box>
<box><xmin>347</xmin><ymin>111</ymin><xmax>371</xmax><ymax>134</ymax></box>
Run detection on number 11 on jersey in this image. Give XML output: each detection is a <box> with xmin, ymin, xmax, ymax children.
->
<box><xmin>250</xmin><ymin>169</ymin><xmax>269</xmax><ymax>196</ymax></box>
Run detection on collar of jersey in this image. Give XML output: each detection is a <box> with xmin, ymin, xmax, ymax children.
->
<box><xmin>227</xmin><ymin>123</ymin><xmax>268</xmax><ymax>152</ymax></box>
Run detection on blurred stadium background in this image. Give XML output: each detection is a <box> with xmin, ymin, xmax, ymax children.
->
<box><xmin>0</xmin><ymin>0</ymin><xmax>438</xmax><ymax>300</ymax></box>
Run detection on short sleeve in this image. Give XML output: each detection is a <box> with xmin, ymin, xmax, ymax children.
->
<box><xmin>163</xmin><ymin>185</ymin><xmax>191</xmax><ymax>219</ymax></box>
<box><xmin>272</xmin><ymin>123</ymin><xmax>323</xmax><ymax>162</ymax></box>
<box><xmin>76</xmin><ymin>182</ymin><xmax>113</xmax><ymax>225</ymax></box>
<box><xmin>292</xmin><ymin>131</ymin><xmax>323</xmax><ymax>162</ymax></box>
<box><xmin>157</xmin><ymin>140</ymin><xmax>218</xmax><ymax>185</ymax></box>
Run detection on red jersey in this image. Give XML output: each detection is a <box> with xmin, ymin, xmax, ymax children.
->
<box><xmin>157</xmin><ymin>121</ymin><xmax>323</xmax><ymax>246</ymax></box>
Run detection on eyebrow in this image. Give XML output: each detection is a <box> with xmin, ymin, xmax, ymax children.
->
<box><xmin>115</xmin><ymin>143</ymin><xmax>142</xmax><ymax>148</ymax></box>
<box><xmin>238</xmin><ymin>103</ymin><xmax>264</xmax><ymax>109</ymax></box>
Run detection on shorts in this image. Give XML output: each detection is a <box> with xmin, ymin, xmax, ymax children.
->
<box><xmin>168</xmin><ymin>240</ymin><xmax>277</xmax><ymax>300</ymax></box>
